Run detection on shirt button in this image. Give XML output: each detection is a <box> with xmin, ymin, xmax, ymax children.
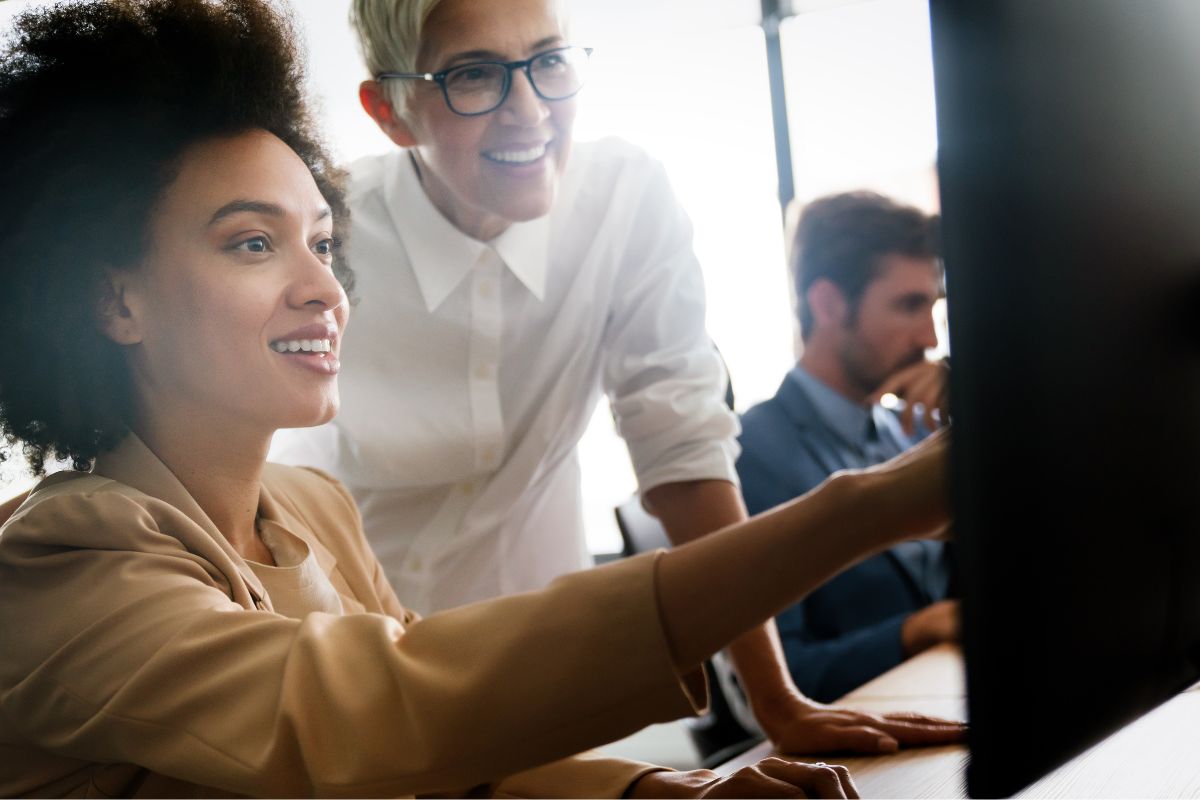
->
<box><xmin>460</xmin><ymin>482</ymin><xmax>476</xmax><ymax>495</ymax></box>
<box><xmin>481</xmin><ymin>447</ymin><xmax>498</xmax><ymax>466</ymax></box>
<box><xmin>474</xmin><ymin>363</ymin><xmax>493</xmax><ymax>380</ymax></box>
<box><xmin>410</xmin><ymin>556</ymin><xmax>423</xmax><ymax>571</ymax></box>
<box><xmin>477</xmin><ymin>279</ymin><xmax>496</xmax><ymax>298</ymax></box>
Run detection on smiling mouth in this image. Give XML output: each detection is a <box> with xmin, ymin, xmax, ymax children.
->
<box><xmin>483</xmin><ymin>142</ymin><xmax>549</xmax><ymax>165</ymax></box>
<box><xmin>270</xmin><ymin>338</ymin><xmax>333</xmax><ymax>354</ymax></box>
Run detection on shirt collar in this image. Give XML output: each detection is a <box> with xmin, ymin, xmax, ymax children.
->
<box><xmin>383</xmin><ymin>150</ymin><xmax>550</xmax><ymax>311</ymax></box>
<box><xmin>492</xmin><ymin>213</ymin><xmax>550</xmax><ymax>301</ymax></box>
<box><xmin>787</xmin><ymin>365</ymin><xmax>876</xmax><ymax>450</ymax></box>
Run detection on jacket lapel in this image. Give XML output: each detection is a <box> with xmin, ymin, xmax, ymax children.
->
<box><xmin>775</xmin><ymin>375</ymin><xmax>858</xmax><ymax>474</ymax></box>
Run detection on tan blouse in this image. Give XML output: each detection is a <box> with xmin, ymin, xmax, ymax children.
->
<box><xmin>0</xmin><ymin>434</ymin><xmax>706</xmax><ymax>798</ymax></box>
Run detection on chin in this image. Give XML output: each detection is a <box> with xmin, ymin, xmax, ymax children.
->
<box><xmin>277</xmin><ymin>398</ymin><xmax>339</xmax><ymax>430</ymax></box>
<box><xmin>500</xmin><ymin>193</ymin><xmax>555</xmax><ymax>223</ymax></box>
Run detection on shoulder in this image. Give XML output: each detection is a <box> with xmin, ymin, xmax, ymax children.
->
<box><xmin>564</xmin><ymin>137</ymin><xmax>668</xmax><ymax>200</ymax></box>
<box><xmin>344</xmin><ymin>150</ymin><xmax>395</xmax><ymax>210</ymax></box>
<box><xmin>558</xmin><ymin>138</ymin><xmax>686</xmax><ymax>260</ymax></box>
<box><xmin>736</xmin><ymin>387</ymin><xmax>828</xmax><ymax>482</ymax></box>
<box><xmin>738</xmin><ymin>393</ymin><xmax>798</xmax><ymax>444</ymax></box>
<box><xmin>571</xmin><ymin>136</ymin><xmax>656</xmax><ymax>171</ymax></box>
<box><xmin>1</xmin><ymin>472</ymin><xmax>165</xmax><ymax>551</ymax></box>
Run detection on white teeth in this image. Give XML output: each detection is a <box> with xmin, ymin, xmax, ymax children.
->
<box><xmin>485</xmin><ymin>143</ymin><xmax>547</xmax><ymax>164</ymax></box>
<box><xmin>271</xmin><ymin>338</ymin><xmax>332</xmax><ymax>354</ymax></box>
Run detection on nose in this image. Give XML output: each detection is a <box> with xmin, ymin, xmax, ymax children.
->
<box><xmin>288</xmin><ymin>248</ymin><xmax>348</xmax><ymax>319</ymax></box>
<box><xmin>917</xmin><ymin>308</ymin><xmax>940</xmax><ymax>351</ymax></box>
<box><xmin>497</xmin><ymin>67</ymin><xmax>550</xmax><ymax>126</ymax></box>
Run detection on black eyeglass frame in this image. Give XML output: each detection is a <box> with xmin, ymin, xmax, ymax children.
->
<box><xmin>376</xmin><ymin>45</ymin><xmax>593</xmax><ymax>117</ymax></box>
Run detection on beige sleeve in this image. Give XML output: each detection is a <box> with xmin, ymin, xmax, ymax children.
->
<box><xmin>0</xmin><ymin>492</ymin><xmax>706</xmax><ymax>798</ymax></box>
<box><xmin>487</xmin><ymin>751</ymin><xmax>669</xmax><ymax>799</ymax></box>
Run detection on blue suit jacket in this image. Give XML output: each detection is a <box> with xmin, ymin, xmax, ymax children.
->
<box><xmin>736</xmin><ymin>371</ymin><xmax>951</xmax><ymax>703</ymax></box>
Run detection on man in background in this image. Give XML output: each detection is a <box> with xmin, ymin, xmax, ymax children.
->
<box><xmin>736</xmin><ymin>191</ymin><xmax>958</xmax><ymax>703</ymax></box>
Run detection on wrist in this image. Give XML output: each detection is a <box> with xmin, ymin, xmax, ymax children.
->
<box><xmin>750</xmin><ymin>686</ymin><xmax>821</xmax><ymax>736</ymax></box>
<box><xmin>823</xmin><ymin>470</ymin><xmax>895</xmax><ymax>552</ymax></box>
<box><xmin>901</xmin><ymin>610</ymin><xmax>936</xmax><ymax>656</ymax></box>
<box><xmin>627</xmin><ymin>769</ymin><xmax>718</xmax><ymax>799</ymax></box>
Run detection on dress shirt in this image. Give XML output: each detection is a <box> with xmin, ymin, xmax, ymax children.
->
<box><xmin>786</xmin><ymin>366</ymin><xmax>916</xmax><ymax>467</ymax></box>
<box><xmin>271</xmin><ymin>137</ymin><xmax>740</xmax><ymax>614</ymax></box>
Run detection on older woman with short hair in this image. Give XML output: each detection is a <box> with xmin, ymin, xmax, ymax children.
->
<box><xmin>271</xmin><ymin>0</ymin><xmax>966</xmax><ymax>759</ymax></box>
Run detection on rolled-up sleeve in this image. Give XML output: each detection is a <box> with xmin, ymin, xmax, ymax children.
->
<box><xmin>602</xmin><ymin>155</ymin><xmax>741</xmax><ymax>494</ymax></box>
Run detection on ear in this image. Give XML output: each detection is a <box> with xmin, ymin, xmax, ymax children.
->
<box><xmin>806</xmin><ymin>278</ymin><xmax>849</xmax><ymax>331</ymax></box>
<box><xmin>96</xmin><ymin>269</ymin><xmax>144</xmax><ymax>346</ymax></box>
<box><xmin>359</xmin><ymin>79</ymin><xmax>419</xmax><ymax>148</ymax></box>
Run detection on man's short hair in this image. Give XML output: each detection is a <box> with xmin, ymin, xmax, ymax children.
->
<box><xmin>791</xmin><ymin>191</ymin><xmax>940</xmax><ymax>341</ymax></box>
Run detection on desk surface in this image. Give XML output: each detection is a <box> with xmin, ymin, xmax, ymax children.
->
<box><xmin>715</xmin><ymin>644</ymin><xmax>1200</xmax><ymax>798</ymax></box>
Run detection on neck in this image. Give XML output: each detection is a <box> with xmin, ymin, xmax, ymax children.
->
<box><xmin>798</xmin><ymin>345</ymin><xmax>872</xmax><ymax>407</ymax></box>
<box><xmin>131</xmin><ymin>413</ymin><xmax>270</xmax><ymax>558</ymax></box>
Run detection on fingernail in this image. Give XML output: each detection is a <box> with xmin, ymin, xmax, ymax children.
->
<box><xmin>878</xmin><ymin>736</ymin><xmax>899</xmax><ymax>752</ymax></box>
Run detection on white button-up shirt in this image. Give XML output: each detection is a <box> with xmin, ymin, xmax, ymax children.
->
<box><xmin>271</xmin><ymin>137</ymin><xmax>739</xmax><ymax>615</ymax></box>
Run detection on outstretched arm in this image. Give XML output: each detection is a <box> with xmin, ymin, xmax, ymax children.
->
<box><xmin>645</xmin><ymin>431</ymin><xmax>963</xmax><ymax>755</ymax></box>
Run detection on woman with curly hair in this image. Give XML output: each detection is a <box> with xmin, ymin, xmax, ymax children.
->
<box><xmin>0</xmin><ymin>1</ymin><xmax>952</xmax><ymax>796</ymax></box>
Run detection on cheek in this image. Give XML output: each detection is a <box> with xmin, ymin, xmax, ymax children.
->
<box><xmin>151</xmin><ymin>275</ymin><xmax>265</xmax><ymax>361</ymax></box>
<box><xmin>551</xmin><ymin>105</ymin><xmax>576</xmax><ymax>161</ymax></box>
<box><xmin>421</xmin><ymin>113</ymin><xmax>487</xmax><ymax>172</ymax></box>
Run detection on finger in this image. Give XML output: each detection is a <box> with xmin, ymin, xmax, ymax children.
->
<box><xmin>780</xmin><ymin>721</ymin><xmax>899</xmax><ymax>754</ymax></box>
<box><xmin>880</xmin><ymin>711</ymin><xmax>966</xmax><ymax>727</ymax></box>
<box><xmin>759</xmin><ymin>759</ymin><xmax>850</xmax><ymax>799</ymax></box>
<box><xmin>912</xmin><ymin>401</ymin><xmax>930</xmax><ymax>432</ymax></box>
<box><xmin>831</xmin><ymin>765</ymin><xmax>860</xmax><ymax>800</ymax></box>
<box><xmin>807</xmin><ymin>763</ymin><xmax>851</xmax><ymax>800</ymax></box>
<box><xmin>713</xmin><ymin>766</ymin><xmax>810</xmax><ymax>799</ymax></box>
<box><xmin>869</xmin><ymin>717</ymin><xmax>968</xmax><ymax>746</ymax></box>
<box><xmin>901</xmin><ymin>373</ymin><xmax>938</xmax><ymax>410</ymax></box>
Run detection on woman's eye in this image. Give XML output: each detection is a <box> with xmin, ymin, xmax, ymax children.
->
<box><xmin>313</xmin><ymin>238</ymin><xmax>336</xmax><ymax>257</ymax></box>
<box><xmin>233</xmin><ymin>236</ymin><xmax>270</xmax><ymax>254</ymax></box>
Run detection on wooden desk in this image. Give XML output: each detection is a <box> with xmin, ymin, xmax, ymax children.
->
<box><xmin>715</xmin><ymin>644</ymin><xmax>1200</xmax><ymax>797</ymax></box>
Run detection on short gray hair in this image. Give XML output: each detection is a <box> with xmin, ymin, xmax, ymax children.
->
<box><xmin>349</xmin><ymin>0</ymin><xmax>570</xmax><ymax>120</ymax></box>
<box><xmin>349</xmin><ymin>0</ymin><xmax>445</xmax><ymax>117</ymax></box>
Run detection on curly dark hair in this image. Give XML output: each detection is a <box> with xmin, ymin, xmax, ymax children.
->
<box><xmin>791</xmin><ymin>191</ymin><xmax>939</xmax><ymax>341</ymax></box>
<box><xmin>0</xmin><ymin>0</ymin><xmax>354</xmax><ymax>475</ymax></box>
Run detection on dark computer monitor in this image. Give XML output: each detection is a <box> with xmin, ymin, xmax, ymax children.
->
<box><xmin>930</xmin><ymin>2</ymin><xmax>1200</xmax><ymax>796</ymax></box>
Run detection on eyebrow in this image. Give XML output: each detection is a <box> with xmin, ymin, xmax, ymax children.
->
<box><xmin>441</xmin><ymin>36</ymin><xmax>565</xmax><ymax>66</ymax></box>
<box><xmin>208</xmin><ymin>200</ymin><xmax>332</xmax><ymax>226</ymax></box>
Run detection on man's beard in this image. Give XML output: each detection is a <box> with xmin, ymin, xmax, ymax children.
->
<box><xmin>842</xmin><ymin>342</ymin><xmax>926</xmax><ymax>398</ymax></box>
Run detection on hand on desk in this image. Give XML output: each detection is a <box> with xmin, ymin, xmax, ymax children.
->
<box><xmin>629</xmin><ymin>757</ymin><xmax>859</xmax><ymax>798</ymax></box>
<box><xmin>756</xmin><ymin>692</ymin><xmax>966</xmax><ymax>755</ymax></box>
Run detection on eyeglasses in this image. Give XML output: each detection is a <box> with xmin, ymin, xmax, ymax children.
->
<box><xmin>377</xmin><ymin>45</ymin><xmax>593</xmax><ymax>117</ymax></box>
